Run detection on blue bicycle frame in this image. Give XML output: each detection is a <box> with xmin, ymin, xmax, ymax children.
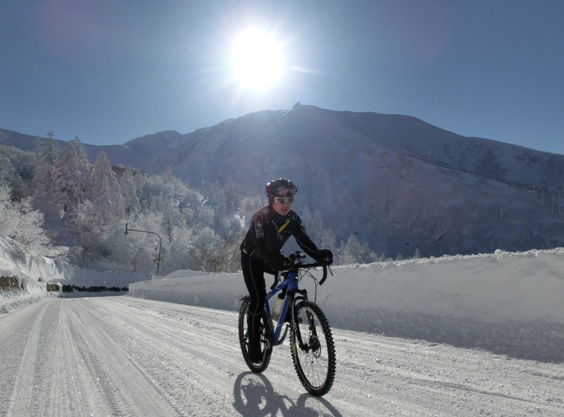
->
<box><xmin>264</xmin><ymin>270</ymin><xmax>305</xmax><ymax>346</ymax></box>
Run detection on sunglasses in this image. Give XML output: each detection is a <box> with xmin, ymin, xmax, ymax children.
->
<box><xmin>274</xmin><ymin>196</ymin><xmax>294</xmax><ymax>204</ymax></box>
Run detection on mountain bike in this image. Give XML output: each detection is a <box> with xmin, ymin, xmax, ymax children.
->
<box><xmin>238</xmin><ymin>251</ymin><xmax>336</xmax><ymax>396</ymax></box>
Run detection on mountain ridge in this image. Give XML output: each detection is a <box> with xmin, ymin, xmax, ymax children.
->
<box><xmin>2</xmin><ymin>104</ymin><xmax>563</xmax><ymax>257</ymax></box>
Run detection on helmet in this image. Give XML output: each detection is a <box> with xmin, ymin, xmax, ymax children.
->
<box><xmin>265</xmin><ymin>178</ymin><xmax>298</xmax><ymax>198</ymax></box>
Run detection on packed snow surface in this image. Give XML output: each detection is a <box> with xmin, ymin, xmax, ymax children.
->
<box><xmin>1</xmin><ymin>240</ymin><xmax>564</xmax><ymax>416</ymax></box>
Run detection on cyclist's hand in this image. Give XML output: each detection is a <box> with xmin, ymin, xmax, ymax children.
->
<box><xmin>316</xmin><ymin>249</ymin><xmax>333</xmax><ymax>265</ymax></box>
<box><xmin>270</xmin><ymin>253</ymin><xmax>291</xmax><ymax>270</ymax></box>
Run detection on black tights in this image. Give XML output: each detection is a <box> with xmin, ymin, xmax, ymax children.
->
<box><xmin>241</xmin><ymin>252</ymin><xmax>269</xmax><ymax>338</ymax></box>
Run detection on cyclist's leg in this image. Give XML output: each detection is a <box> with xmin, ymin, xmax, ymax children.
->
<box><xmin>241</xmin><ymin>253</ymin><xmax>267</xmax><ymax>361</ymax></box>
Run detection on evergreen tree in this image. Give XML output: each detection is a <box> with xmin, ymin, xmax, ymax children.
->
<box><xmin>52</xmin><ymin>137</ymin><xmax>91</xmax><ymax>218</ymax></box>
<box><xmin>0</xmin><ymin>153</ymin><xmax>25</xmax><ymax>199</ymax></box>
<box><xmin>120</xmin><ymin>167</ymin><xmax>139</xmax><ymax>217</ymax></box>
<box><xmin>89</xmin><ymin>151</ymin><xmax>124</xmax><ymax>227</ymax></box>
<box><xmin>0</xmin><ymin>185</ymin><xmax>18</xmax><ymax>235</ymax></box>
<box><xmin>299</xmin><ymin>206</ymin><xmax>336</xmax><ymax>251</ymax></box>
<box><xmin>338</xmin><ymin>233</ymin><xmax>377</xmax><ymax>265</ymax></box>
<box><xmin>32</xmin><ymin>132</ymin><xmax>59</xmax><ymax>216</ymax></box>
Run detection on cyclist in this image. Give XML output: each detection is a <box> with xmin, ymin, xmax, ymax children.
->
<box><xmin>240</xmin><ymin>178</ymin><xmax>333</xmax><ymax>362</ymax></box>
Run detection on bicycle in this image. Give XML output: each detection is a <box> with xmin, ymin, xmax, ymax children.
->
<box><xmin>238</xmin><ymin>251</ymin><xmax>336</xmax><ymax>396</ymax></box>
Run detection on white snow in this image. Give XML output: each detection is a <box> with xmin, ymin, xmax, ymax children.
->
<box><xmin>2</xmin><ymin>236</ymin><xmax>564</xmax><ymax>361</ymax></box>
<box><xmin>2</xmin><ymin>238</ymin><xmax>564</xmax><ymax>416</ymax></box>
<box><xmin>130</xmin><ymin>249</ymin><xmax>564</xmax><ymax>323</ymax></box>
<box><xmin>126</xmin><ymin>248</ymin><xmax>564</xmax><ymax>362</ymax></box>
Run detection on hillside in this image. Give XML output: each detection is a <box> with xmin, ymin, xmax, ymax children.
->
<box><xmin>3</xmin><ymin>104</ymin><xmax>564</xmax><ymax>257</ymax></box>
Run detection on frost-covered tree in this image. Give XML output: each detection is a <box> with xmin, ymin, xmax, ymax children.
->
<box><xmin>0</xmin><ymin>154</ymin><xmax>14</xmax><ymax>184</ymax></box>
<box><xmin>123</xmin><ymin>211</ymin><xmax>166</xmax><ymax>274</ymax></box>
<box><xmin>0</xmin><ymin>185</ymin><xmax>18</xmax><ymax>235</ymax></box>
<box><xmin>299</xmin><ymin>206</ymin><xmax>336</xmax><ymax>251</ymax></box>
<box><xmin>10</xmin><ymin>197</ymin><xmax>52</xmax><ymax>255</ymax></box>
<box><xmin>53</xmin><ymin>137</ymin><xmax>91</xmax><ymax>218</ymax></box>
<box><xmin>74</xmin><ymin>200</ymin><xmax>105</xmax><ymax>255</ymax></box>
<box><xmin>167</xmin><ymin>224</ymin><xmax>196</xmax><ymax>270</ymax></box>
<box><xmin>120</xmin><ymin>167</ymin><xmax>139</xmax><ymax>217</ymax></box>
<box><xmin>35</xmin><ymin>132</ymin><xmax>59</xmax><ymax>169</ymax></box>
<box><xmin>0</xmin><ymin>185</ymin><xmax>52</xmax><ymax>255</ymax></box>
<box><xmin>0</xmin><ymin>154</ymin><xmax>24</xmax><ymax>199</ymax></box>
<box><xmin>32</xmin><ymin>133</ymin><xmax>59</xmax><ymax>216</ymax></box>
<box><xmin>188</xmin><ymin>227</ymin><xmax>223</xmax><ymax>272</ymax></box>
<box><xmin>202</xmin><ymin>177</ymin><xmax>245</xmax><ymax>236</ymax></box>
<box><xmin>89</xmin><ymin>151</ymin><xmax>124</xmax><ymax>226</ymax></box>
<box><xmin>338</xmin><ymin>233</ymin><xmax>377</xmax><ymax>265</ymax></box>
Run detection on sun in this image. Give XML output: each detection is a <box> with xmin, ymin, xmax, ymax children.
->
<box><xmin>231</xmin><ymin>27</ymin><xmax>284</xmax><ymax>90</ymax></box>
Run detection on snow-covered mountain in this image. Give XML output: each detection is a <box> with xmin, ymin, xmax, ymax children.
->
<box><xmin>3</xmin><ymin>104</ymin><xmax>564</xmax><ymax>257</ymax></box>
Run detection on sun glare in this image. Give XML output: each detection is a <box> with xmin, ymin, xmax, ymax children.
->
<box><xmin>231</xmin><ymin>28</ymin><xmax>284</xmax><ymax>90</ymax></box>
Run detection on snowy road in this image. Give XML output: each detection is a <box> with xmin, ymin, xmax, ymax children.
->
<box><xmin>1</xmin><ymin>296</ymin><xmax>563</xmax><ymax>417</ymax></box>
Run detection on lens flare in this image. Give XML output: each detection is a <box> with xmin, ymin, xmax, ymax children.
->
<box><xmin>231</xmin><ymin>28</ymin><xmax>284</xmax><ymax>90</ymax></box>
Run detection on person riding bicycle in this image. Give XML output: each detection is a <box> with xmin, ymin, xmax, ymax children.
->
<box><xmin>240</xmin><ymin>178</ymin><xmax>333</xmax><ymax>362</ymax></box>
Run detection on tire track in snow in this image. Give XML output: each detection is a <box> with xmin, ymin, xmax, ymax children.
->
<box><xmin>1</xmin><ymin>296</ymin><xmax>563</xmax><ymax>416</ymax></box>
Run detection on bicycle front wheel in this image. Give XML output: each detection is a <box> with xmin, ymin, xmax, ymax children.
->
<box><xmin>290</xmin><ymin>300</ymin><xmax>336</xmax><ymax>396</ymax></box>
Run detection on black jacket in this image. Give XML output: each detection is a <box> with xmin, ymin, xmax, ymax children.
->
<box><xmin>241</xmin><ymin>205</ymin><xmax>320</xmax><ymax>268</ymax></box>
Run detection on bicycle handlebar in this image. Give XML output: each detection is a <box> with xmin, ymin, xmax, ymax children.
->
<box><xmin>284</xmin><ymin>251</ymin><xmax>330</xmax><ymax>285</ymax></box>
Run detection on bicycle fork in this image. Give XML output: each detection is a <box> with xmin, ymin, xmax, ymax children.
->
<box><xmin>289</xmin><ymin>291</ymin><xmax>319</xmax><ymax>353</ymax></box>
<box><xmin>294</xmin><ymin>306</ymin><xmax>321</xmax><ymax>354</ymax></box>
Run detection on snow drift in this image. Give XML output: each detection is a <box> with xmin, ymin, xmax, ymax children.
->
<box><xmin>128</xmin><ymin>248</ymin><xmax>564</xmax><ymax>363</ymax></box>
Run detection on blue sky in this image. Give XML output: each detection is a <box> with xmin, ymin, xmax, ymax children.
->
<box><xmin>1</xmin><ymin>0</ymin><xmax>563</xmax><ymax>155</ymax></box>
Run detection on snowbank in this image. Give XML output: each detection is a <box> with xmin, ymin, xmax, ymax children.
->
<box><xmin>129</xmin><ymin>249</ymin><xmax>564</xmax><ymax>324</ymax></box>
<box><xmin>129</xmin><ymin>248</ymin><xmax>564</xmax><ymax>362</ymax></box>
<box><xmin>0</xmin><ymin>237</ymin><xmax>71</xmax><ymax>313</ymax></box>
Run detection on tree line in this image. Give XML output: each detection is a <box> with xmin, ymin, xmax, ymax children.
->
<box><xmin>1</xmin><ymin>134</ymin><xmax>382</xmax><ymax>274</ymax></box>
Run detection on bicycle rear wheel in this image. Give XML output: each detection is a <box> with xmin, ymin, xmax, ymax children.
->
<box><xmin>238</xmin><ymin>297</ymin><xmax>272</xmax><ymax>373</ymax></box>
<box><xmin>290</xmin><ymin>300</ymin><xmax>336</xmax><ymax>396</ymax></box>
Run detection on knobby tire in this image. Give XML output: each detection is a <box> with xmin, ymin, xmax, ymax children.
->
<box><xmin>238</xmin><ymin>297</ymin><xmax>272</xmax><ymax>373</ymax></box>
<box><xmin>290</xmin><ymin>300</ymin><xmax>336</xmax><ymax>396</ymax></box>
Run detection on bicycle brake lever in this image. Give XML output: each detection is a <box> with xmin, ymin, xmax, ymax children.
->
<box><xmin>319</xmin><ymin>265</ymin><xmax>329</xmax><ymax>285</ymax></box>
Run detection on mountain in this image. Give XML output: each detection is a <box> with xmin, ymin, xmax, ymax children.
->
<box><xmin>2</xmin><ymin>104</ymin><xmax>564</xmax><ymax>257</ymax></box>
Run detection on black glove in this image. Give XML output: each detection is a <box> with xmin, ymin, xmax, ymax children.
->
<box><xmin>270</xmin><ymin>253</ymin><xmax>291</xmax><ymax>270</ymax></box>
<box><xmin>316</xmin><ymin>249</ymin><xmax>333</xmax><ymax>265</ymax></box>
